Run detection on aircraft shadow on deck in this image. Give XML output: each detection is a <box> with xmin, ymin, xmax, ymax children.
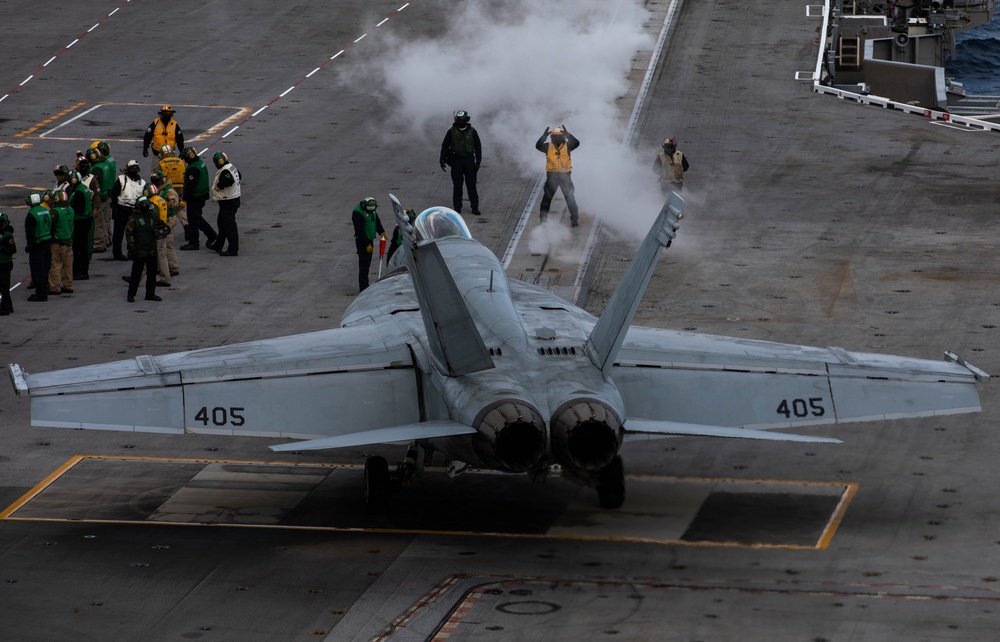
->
<box><xmin>2</xmin><ymin>457</ymin><xmax>855</xmax><ymax>549</ymax></box>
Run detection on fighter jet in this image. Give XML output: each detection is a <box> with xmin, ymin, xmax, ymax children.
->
<box><xmin>7</xmin><ymin>193</ymin><xmax>988</xmax><ymax>510</ymax></box>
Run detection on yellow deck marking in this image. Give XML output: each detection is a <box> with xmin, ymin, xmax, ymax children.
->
<box><xmin>1</xmin><ymin>456</ymin><xmax>856</xmax><ymax>549</ymax></box>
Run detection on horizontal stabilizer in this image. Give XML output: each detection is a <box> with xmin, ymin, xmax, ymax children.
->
<box><xmin>269</xmin><ymin>420</ymin><xmax>477</xmax><ymax>451</ymax></box>
<box><xmin>624</xmin><ymin>418</ymin><xmax>842</xmax><ymax>443</ymax></box>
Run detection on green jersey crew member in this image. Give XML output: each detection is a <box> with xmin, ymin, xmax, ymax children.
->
<box><xmin>439</xmin><ymin>110</ymin><xmax>482</xmax><ymax>216</ymax></box>
<box><xmin>179</xmin><ymin>147</ymin><xmax>217</xmax><ymax>250</ymax></box>
<box><xmin>352</xmin><ymin>197</ymin><xmax>386</xmax><ymax>293</ymax></box>
<box><xmin>536</xmin><ymin>125</ymin><xmax>581</xmax><ymax>226</ymax></box>
<box><xmin>24</xmin><ymin>192</ymin><xmax>53</xmax><ymax>302</ymax></box>
<box><xmin>125</xmin><ymin>197</ymin><xmax>162</xmax><ymax>303</ymax></box>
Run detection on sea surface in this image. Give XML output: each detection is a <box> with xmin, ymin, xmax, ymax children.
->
<box><xmin>950</xmin><ymin>14</ymin><xmax>1000</xmax><ymax>95</ymax></box>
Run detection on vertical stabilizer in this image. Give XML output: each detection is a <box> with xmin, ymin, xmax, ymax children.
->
<box><xmin>388</xmin><ymin>195</ymin><xmax>494</xmax><ymax>377</ymax></box>
<box><xmin>585</xmin><ymin>192</ymin><xmax>684</xmax><ymax>378</ymax></box>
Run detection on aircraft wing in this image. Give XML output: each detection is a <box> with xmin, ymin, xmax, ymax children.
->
<box><xmin>614</xmin><ymin>326</ymin><xmax>987</xmax><ymax>431</ymax></box>
<box><xmin>9</xmin><ymin>325</ymin><xmax>422</xmax><ymax>440</ymax></box>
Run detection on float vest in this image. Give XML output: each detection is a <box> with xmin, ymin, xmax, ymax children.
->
<box><xmin>151</xmin><ymin>119</ymin><xmax>179</xmax><ymax>151</ymax></box>
<box><xmin>545</xmin><ymin>142</ymin><xmax>572</xmax><ymax>173</ymax></box>
<box><xmin>70</xmin><ymin>183</ymin><xmax>93</xmax><ymax>219</ymax></box>
<box><xmin>28</xmin><ymin>206</ymin><xmax>53</xmax><ymax>243</ymax></box>
<box><xmin>149</xmin><ymin>195</ymin><xmax>169</xmax><ymax>223</ymax></box>
<box><xmin>185</xmin><ymin>159</ymin><xmax>210</xmax><ymax>199</ymax></box>
<box><xmin>449</xmin><ymin>127</ymin><xmax>476</xmax><ymax>157</ymax></box>
<box><xmin>159</xmin><ymin>156</ymin><xmax>186</xmax><ymax>191</ymax></box>
<box><xmin>0</xmin><ymin>229</ymin><xmax>14</xmax><ymax>265</ymax></box>
<box><xmin>211</xmin><ymin>163</ymin><xmax>241</xmax><ymax>201</ymax></box>
<box><xmin>91</xmin><ymin>160</ymin><xmax>111</xmax><ymax>196</ymax></box>
<box><xmin>658</xmin><ymin>150</ymin><xmax>685</xmax><ymax>183</ymax></box>
<box><xmin>51</xmin><ymin>205</ymin><xmax>74</xmax><ymax>241</ymax></box>
<box><xmin>116</xmin><ymin>176</ymin><xmax>145</xmax><ymax>207</ymax></box>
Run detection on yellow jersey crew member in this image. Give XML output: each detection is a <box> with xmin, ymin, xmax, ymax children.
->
<box><xmin>654</xmin><ymin>136</ymin><xmax>689</xmax><ymax>193</ymax></box>
<box><xmin>352</xmin><ymin>197</ymin><xmax>386</xmax><ymax>292</ymax></box>
<box><xmin>535</xmin><ymin>125</ymin><xmax>581</xmax><ymax>226</ymax></box>
<box><xmin>143</xmin><ymin>105</ymin><xmax>184</xmax><ymax>169</ymax></box>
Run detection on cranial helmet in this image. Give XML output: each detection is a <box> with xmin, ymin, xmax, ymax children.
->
<box><xmin>68</xmin><ymin>171</ymin><xmax>82</xmax><ymax>186</ymax></box>
<box><xmin>454</xmin><ymin>110</ymin><xmax>470</xmax><ymax>124</ymax></box>
<box><xmin>159</xmin><ymin>105</ymin><xmax>175</xmax><ymax>115</ymax></box>
<box><xmin>53</xmin><ymin>164</ymin><xmax>70</xmax><ymax>177</ymax></box>
<box><xmin>41</xmin><ymin>189</ymin><xmax>55</xmax><ymax>204</ymax></box>
<box><xmin>182</xmin><ymin>147</ymin><xmax>199</xmax><ymax>162</ymax></box>
<box><xmin>85</xmin><ymin>148</ymin><xmax>101</xmax><ymax>163</ymax></box>
<box><xmin>663</xmin><ymin>136</ymin><xmax>676</xmax><ymax>147</ymax></box>
<box><xmin>550</xmin><ymin>126</ymin><xmax>565</xmax><ymax>136</ymax></box>
<box><xmin>51</xmin><ymin>190</ymin><xmax>67</xmax><ymax>204</ymax></box>
<box><xmin>78</xmin><ymin>158</ymin><xmax>92</xmax><ymax>173</ymax></box>
<box><xmin>135</xmin><ymin>196</ymin><xmax>152</xmax><ymax>213</ymax></box>
<box><xmin>26</xmin><ymin>193</ymin><xmax>42</xmax><ymax>207</ymax></box>
<box><xmin>362</xmin><ymin>197</ymin><xmax>377</xmax><ymax>213</ymax></box>
<box><xmin>95</xmin><ymin>141</ymin><xmax>111</xmax><ymax>156</ymax></box>
<box><xmin>0</xmin><ymin>212</ymin><xmax>8</xmax><ymax>225</ymax></box>
<box><xmin>213</xmin><ymin>151</ymin><xmax>228</xmax><ymax>168</ymax></box>
<box><xmin>142</xmin><ymin>184</ymin><xmax>159</xmax><ymax>198</ymax></box>
<box><xmin>150</xmin><ymin>170</ymin><xmax>165</xmax><ymax>186</ymax></box>
<box><xmin>159</xmin><ymin>144</ymin><xmax>174</xmax><ymax>157</ymax></box>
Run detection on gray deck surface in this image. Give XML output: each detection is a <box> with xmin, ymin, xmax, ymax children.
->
<box><xmin>1</xmin><ymin>1</ymin><xmax>999</xmax><ymax>641</ymax></box>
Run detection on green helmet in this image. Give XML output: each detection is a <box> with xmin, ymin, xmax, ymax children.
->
<box><xmin>182</xmin><ymin>147</ymin><xmax>199</xmax><ymax>162</ymax></box>
<box><xmin>150</xmin><ymin>170</ymin><xmax>165</xmax><ymax>186</ymax></box>
<box><xmin>51</xmin><ymin>189</ymin><xmax>67</xmax><ymax>204</ymax></box>
<box><xmin>142</xmin><ymin>184</ymin><xmax>159</xmax><ymax>198</ymax></box>
<box><xmin>361</xmin><ymin>197</ymin><xmax>377</xmax><ymax>213</ymax></box>
<box><xmin>68</xmin><ymin>171</ymin><xmax>82</xmax><ymax>186</ymax></box>
<box><xmin>53</xmin><ymin>164</ymin><xmax>70</xmax><ymax>179</ymax></box>
<box><xmin>454</xmin><ymin>110</ymin><xmax>470</xmax><ymax>124</ymax></box>
<box><xmin>26</xmin><ymin>192</ymin><xmax>42</xmax><ymax>207</ymax></box>
<box><xmin>135</xmin><ymin>196</ymin><xmax>152</xmax><ymax>213</ymax></box>
<box><xmin>85</xmin><ymin>147</ymin><xmax>101</xmax><ymax>163</ymax></box>
<box><xmin>95</xmin><ymin>141</ymin><xmax>111</xmax><ymax>157</ymax></box>
<box><xmin>213</xmin><ymin>151</ymin><xmax>229</xmax><ymax>168</ymax></box>
<box><xmin>41</xmin><ymin>189</ymin><xmax>55</xmax><ymax>205</ymax></box>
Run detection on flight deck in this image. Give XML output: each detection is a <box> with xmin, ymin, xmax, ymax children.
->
<box><xmin>3</xmin><ymin>456</ymin><xmax>854</xmax><ymax>549</ymax></box>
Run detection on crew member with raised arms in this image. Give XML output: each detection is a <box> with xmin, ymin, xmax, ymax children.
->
<box><xmin>536</xmin><ymin>125</ymin><xmax>581</xmax><ymax>226</ymax></box>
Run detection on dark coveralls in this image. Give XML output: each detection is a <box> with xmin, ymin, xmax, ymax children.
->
<box><xmin>440</xmin><ymin>126</ymin><xmax>482</xmax><ymax>214</ymax></box>
<box><xmin>0</xmin><ymin>222</ymin><xmax>16</xmax><ymax>314</ymax></box>
<box><xmin>536</xmin><ymin>131</ymin><xmax>581</xmax><ymax>225</ymax></box>
<box><xmin>352</xmin><ymin>204</ymin><xmax>385</xmax><ymax>293</ymax></box>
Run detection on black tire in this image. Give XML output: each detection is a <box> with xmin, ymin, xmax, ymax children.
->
<box><xmin>596</xmin><ymin>455</ymin><xmax>625</xmax><ymax>509</ymax></box>
<box><xmin>364</xmin><ymin>456</ymin><xmax>390</xmax><ymax>512</ymax></box>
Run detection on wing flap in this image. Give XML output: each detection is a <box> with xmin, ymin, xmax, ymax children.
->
<box><xmin>269</xmin><ymin>420</ymin><xmax>477</xmax><ymax>451</ymax></box>
<box><xmin>624</xmin><ymin>419</ymin><xmax>841</xmax><ymax>443</ymax></box>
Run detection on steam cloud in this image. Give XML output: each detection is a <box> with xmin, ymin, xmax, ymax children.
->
<box><xmin>362</xmin><ymin>0</ymin><xmax>667</xmax><ymax>238</ymax></box>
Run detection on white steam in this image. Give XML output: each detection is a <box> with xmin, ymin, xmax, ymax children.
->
<box><xmin>365</xmin><ymin>0</ymin><xmax>665</xmax><ymax>238</ymax></box>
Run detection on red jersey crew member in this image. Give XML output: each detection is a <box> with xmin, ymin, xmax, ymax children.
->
<box><xmin>208</xmin><ymin>152</ymin><xmax>241</xmax><ymax>256</ymax></box>
<box><xmin>352</xmin><ymin>197</ymin><xmax>386</xmax><ymax>293</ymax></box>
<box><xmin>536</xmin><ymin>125</ymin><xmax>581</xmax><ymax>226</ymax></box>
<box><xmin>142</xmin><ymin>105</ymin><xmax>184</xmax><ymax>170</ymax></box>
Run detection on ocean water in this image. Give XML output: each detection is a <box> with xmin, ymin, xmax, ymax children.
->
<box><xmin>949</xmin><ymin>14</ymin><xmax>1000</xmax><ymax>95</ymax></box>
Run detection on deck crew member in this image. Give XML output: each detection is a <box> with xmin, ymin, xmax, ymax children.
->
<box><xmin>536</xmin><ymin>125</ymin><xmax>581</xmax><ymax>226</ymax></box>
<box><xmin>439</xmin><ymin>110</ymin><xmax>482</xmax><ymax>216</ymax></box>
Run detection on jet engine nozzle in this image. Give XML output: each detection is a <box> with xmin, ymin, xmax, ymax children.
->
<box><xmin>551</xmin><ymin>400</ymin><xmax>623</xmax><ymax>471</ymax></box>
<box><xmin>474</xmin><ymin>400</ymin><xmax>546</xmax><ymax>473</ymax></box>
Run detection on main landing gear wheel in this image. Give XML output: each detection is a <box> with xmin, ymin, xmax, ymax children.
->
<box><xmin>596</xmin><ymin>455</ymin><xmax>625</xmax><ymax>509</ymax></box>
<box><xmin>364</xmin><ymin>455</ymin><xmax>390</xmax><ymax>512</ymax></box>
